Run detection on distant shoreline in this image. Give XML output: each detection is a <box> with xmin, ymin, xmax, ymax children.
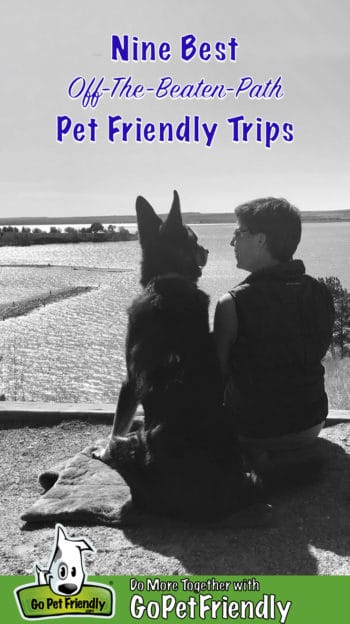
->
<box><xmin>0</xmin><ymin>225</ymin><xmax>138</xmax><ymax>247</ymax></box>
<box><xmin>0</xmin><ymin>210</ymin><xmax>349</xmax><ymax>226</ymax></box>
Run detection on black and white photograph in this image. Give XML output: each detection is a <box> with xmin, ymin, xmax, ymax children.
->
<box><xmin>0</xmin><ymin>0</ymin><xmax>349</xmax><ymax>583</ymax></box>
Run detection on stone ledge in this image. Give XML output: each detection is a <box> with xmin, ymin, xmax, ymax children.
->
<box><xmin>0</xmin><ymin>402</ymin><xmax>114</xmax><ymax>427</ymax></box>
<box><xmin>0</xmin><ymin>401</ymin><xmax>348</xmax><ymax>428</ymax></box>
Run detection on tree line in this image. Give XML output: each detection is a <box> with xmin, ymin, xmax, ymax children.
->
<box><xmin>0</xmin><ymin>223</ymin><xmax>138</xmax><ymax>246</ymax></box>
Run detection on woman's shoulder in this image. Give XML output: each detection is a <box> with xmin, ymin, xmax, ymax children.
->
<box><xmin>217</xmin><ymin>292</ymin><xmax>235</xmax><ymax>305</ymax></box>
<box><xmin>215</xmin><ymin>293</ymin><xmax>238</xmax><ymax>326</ymax></box>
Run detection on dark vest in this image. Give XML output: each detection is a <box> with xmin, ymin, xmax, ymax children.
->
<box><xmin>228</xmin><ymin>260</ymin><xmax>334</xmax><ymax>437</ymax></box>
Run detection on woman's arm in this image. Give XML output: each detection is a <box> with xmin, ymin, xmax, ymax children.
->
<box><xmin>214</xmin><ymin>293</ymin><xmax>238</xmax><ymax>382</ymax></box>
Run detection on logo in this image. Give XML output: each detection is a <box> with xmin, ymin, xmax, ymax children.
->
<box><xmin>15</xmin><ymin>524</ymin><xmax>115</xmax><ymax>619</ymax></box>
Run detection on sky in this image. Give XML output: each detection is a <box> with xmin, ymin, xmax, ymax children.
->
<box><xmin>1</xmin><ymin>0</ymin><xmax>349</xmax><ymax>217</ymax></box>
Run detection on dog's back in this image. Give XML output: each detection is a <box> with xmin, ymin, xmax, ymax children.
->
<box><xmin>127</xmin><ymin>274</ymin><xmax>221</xmax><ymax>418</ymax></box>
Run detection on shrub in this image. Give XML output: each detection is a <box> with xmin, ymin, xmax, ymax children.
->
<box><xmin>318</xmin><ymin>276</ymin><xmax>350</xmax><ymax>358</ymax></box>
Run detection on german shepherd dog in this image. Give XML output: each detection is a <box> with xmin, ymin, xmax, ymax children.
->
<box><xmin>95</xmin><ymin>191</ymin><xmax>251</xmax><ymax>521</ymax></box>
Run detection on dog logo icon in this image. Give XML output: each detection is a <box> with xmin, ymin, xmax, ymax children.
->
<box><xmin>15</xmin><ymin>523</ymin><xmax>115</xmax><ymax>619</ymax></box>
<box><xmin>35</xmin><ymin>524</ymin><xmax>93</xmax><ymax>596</ymax></box>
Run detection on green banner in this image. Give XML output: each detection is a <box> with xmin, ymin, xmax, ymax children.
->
<box><xmin>1</xmin><ymin>575</ymin><xmax>349</xmax><ymax>623</ymax></box>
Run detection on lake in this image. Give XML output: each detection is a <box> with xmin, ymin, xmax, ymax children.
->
<box><xmin>0</xmin><ymin>222</ymin><xmax>349</xmax><ymax>402</ymax></box>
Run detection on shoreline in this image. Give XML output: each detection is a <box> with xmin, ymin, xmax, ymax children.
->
<box><xmin>0</xmin><ymin>286</ymin><xmax>97</xmax><ymax>321</ymax></box>
<box><xmin>1</xmin><ymin>211</ymin><xmax>350</xmax><ymax>226</ymax></box>
<box><xmin>0</xmin><ymin>262</ymin><xmax>133</xmax><ymax>272</ymax></box>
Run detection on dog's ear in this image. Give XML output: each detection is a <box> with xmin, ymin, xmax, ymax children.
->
<box><xmin>161</xmin><ymin>190</ymin><xmax>183</xmax><ymax>239</ymax></box>
<box><xmin>136</xmin><ymin>195</ymin><xmax>162</xmax><ymax>245</ymax></box>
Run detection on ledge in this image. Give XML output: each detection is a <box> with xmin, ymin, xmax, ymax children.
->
<box><xmin>0</xmin><ymin>402</ymin><xmax>349</xmax><ymax>428</ymax></box>
<box><xmin>0</xmin><ymin>402</ymin><xmax>114</xmax><ymax>426</ymax></box>
<box><xmin>324</xmin><ymin>410</ymin><xmax>350</xmax><ymax>425</ymax></box>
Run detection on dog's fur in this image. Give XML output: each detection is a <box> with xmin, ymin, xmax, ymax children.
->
<box><xmin>96</xmin><ymin>191</ymin><xmax>251</xmax><ymax>521</ymax></box>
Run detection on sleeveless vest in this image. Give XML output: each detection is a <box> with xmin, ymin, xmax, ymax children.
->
<box><xmin>228</xmin><ymin>260</ymin><xmax>334</xmax><ymax>437</ymax></box>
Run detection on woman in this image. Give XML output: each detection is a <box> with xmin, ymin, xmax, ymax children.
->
<box><xmin>214</xmin><ymin>197</ymin><xmax>334</xmax><ymax>452</ymax></box>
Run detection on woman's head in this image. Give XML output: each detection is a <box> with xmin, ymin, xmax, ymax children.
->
<box><xmin>232</xmin><ymin>197</ymin><xmax>301</xmax><ymax>271</ymax></box>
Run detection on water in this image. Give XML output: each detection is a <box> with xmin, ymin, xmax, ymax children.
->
<box><xmin>0</xmin><ymin>223</ymin><xmax>349</xmax><ymax>402</ymax></box>
<box><xmin>192</xmin><ymin>222</ymin><xmax>350</xmax><ymax>316</ymax></box>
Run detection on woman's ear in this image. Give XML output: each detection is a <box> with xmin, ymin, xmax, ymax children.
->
<box><xmin>257</xmin><ymin>232</ymin><xmax>267</xmax><ymax>248</ymax></box>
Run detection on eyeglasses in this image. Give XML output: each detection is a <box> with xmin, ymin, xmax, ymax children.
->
<box><xmin>231</xmin><ymin>227</ymin><xmax>250</xmax><ymax>244</ymax></box>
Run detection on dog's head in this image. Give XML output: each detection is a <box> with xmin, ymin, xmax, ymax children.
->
<box><xmin>46</xmin><ymin>525</ymin><xmax>93</xmax><ymax>596</ymax></box>
<box><xmin>136</xmin><ymin>190</ymin><xmax>208</xmax><ymax>286</ymax></box>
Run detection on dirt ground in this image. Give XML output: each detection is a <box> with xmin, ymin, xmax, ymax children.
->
<box><xmin>1</xmin><ymin>419</ymin><xmax>350</xmax><ymax>577</ymax></box>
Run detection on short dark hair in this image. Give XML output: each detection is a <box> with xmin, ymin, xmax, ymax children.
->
<box><xmin>235</xmin><ymin>197</ymin><xmax>301</xmax><ymax>262</ymax></box>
